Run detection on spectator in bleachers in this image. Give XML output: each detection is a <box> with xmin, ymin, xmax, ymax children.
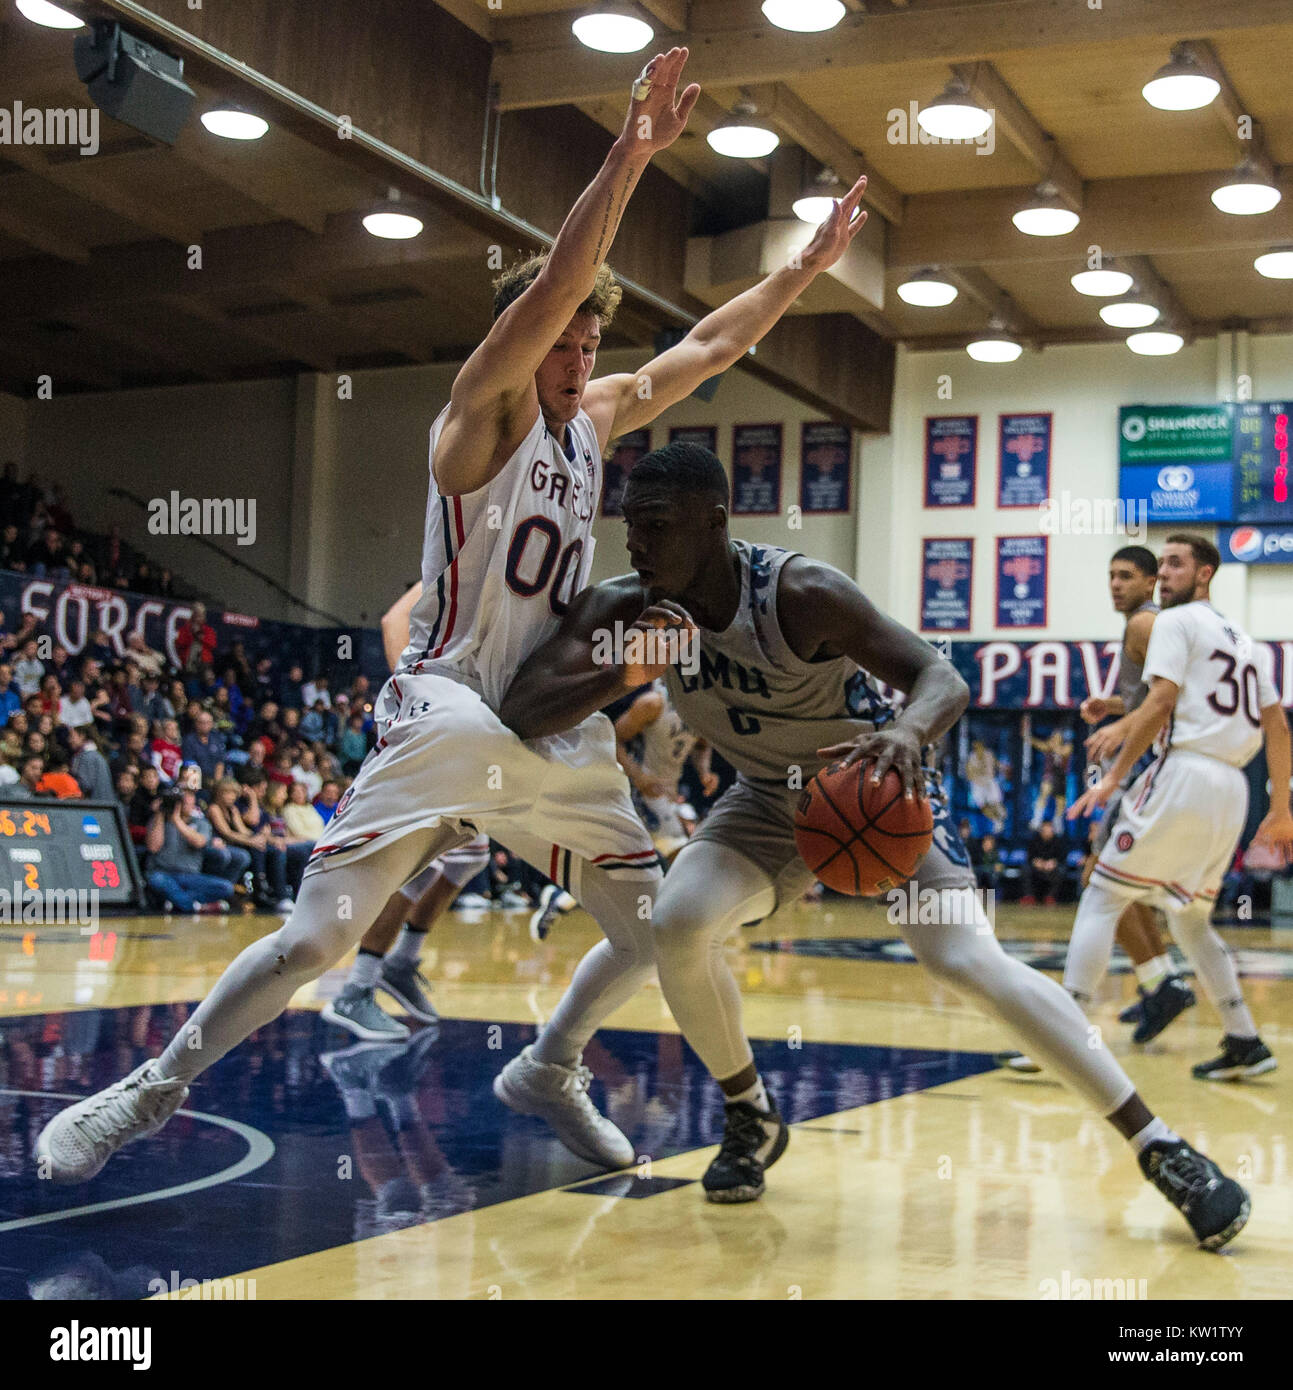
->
<box><xmin>236</xmin><ymin>739</ymin><xmax>267</xmax><ymax>784</ymax></box>
<box><xmin>68</xmin><ymin>726</ymin><xmax>113</xmax><ymax>801</ymax></box>
<box><xmin>132</xmin><ymin>560</ymin><xmax>160</xmax><ymax>595</ymax></box>
<box><xmin>181</xmin><ymin>709</ymin><xmax>226</xmax><ymax>784</ymax></box>
<box><xmin>207</xmin><ymin>779</ymin><xmax>292</xmax><ymax>912</ymax></box>
<box><xmin>267</xmin><ymin>749</ymin><xmax>295</xmax><ymax>790</ymax></box>
<box><xmin>301</xmin><ymin>672</ymin><xmax>331</xmax><ymax>708</ymax></box>
<box><xmin>13</xmin><ymin>638</ymin><xmax>44</xmax><ymax>698</ymax></box>
<box><xmin>144</xmin><ymin>787</ymin><xmax>235</xmax><ymax>915</ymax></box>
<box><xmin>127</xmin><ymin>765</ymin><xmax>161</xmax><ymax>846</ymax></box>
<box><xmin>299</xmin><ymin>699</ymin><xmax>326</xmax><ymax>744</ymax></box>
<box><xmin>1021</xmin><ymin>822</ymin><xmax>1065</xmax><ymax>906</ymax></box>
<box><xmin>970</xmin><ymin>833</ymin><xmax>1005</xmax><ymax>894</ymax></box>
<box><xmin>48</xmin><ymin>483</ymin><xmax>74</xmax><ymax>534</ymax></box>
<box><xmin>0</xmin><ymin>711</ymin><xmax>25</xmax><ymax>762</ymax></box>
<box><xmin>124</xmin><ymin>632</ymin><xmax>165</xmax><ymax>679</ymax></box>
<box><xmin>277</xmin><ymin>664</ymin><xmax>304</xmax><ymax>708</ymax></box>
<box><xmin>222</xmin><ymin>643</ymin><xmax>255</xmax><ymax>696</ymax></box>
<box><xmin>58</xmin><ymin>677</ymin><xmax>93</xmax><ymax>730</ymax></box>
<box><xmin>284</xmin><ymin>779</ymin><xmax>325</xmax><ymax>842</ymax></box>
<box><xmin>176</xmin><ymin>603</ymin><xmax>217</xmax><ymax>672</ymax></box>
<box><xmin>151</xmin><ymin>718</ymin><xmax>183</xmax><ymax>783</ymax></box>
<box><xmin>337</xmin><ymin>711</ymin><xmax>369</xmax><ymax>774</ymax></box>
<box><xmin>157</xmin><ymin>567</ymin><xmax>175</xmax><ymax>598</ymax></box>
<box><xmin>209</xmin><ymin>684</ymin><xmax>240</xmax><ymax>739</ymax></box>
<box><xmin>111</xmin><ymin>729</ymin><xmax>148</xmax><ymax>782</ymax></box>
<box><xmin>291</xmin><ymin>747</ymin><xmax>322</xmax><ymax>799</ymax></box>
<box><xmin>7</xmin><ymin>753</ymin><xmax>49</xmax><ymax>799</ymax></box>
<box><xmin>36</xmin><ymin>673</ymin><xmax>62</xmax><ymax>720</ymax></box>
<box><xmin>0</xmin><ymin>523</ymin><xmax>20</xmax><ymax>569</ymax></box>
<box><xmin>114</xmin><ymin>766</ymin><xmax>138</xmax><ymax>811</ymax></box>
<box><xmin>279</xmin><ymin>706</ymin><xmax>303</xmax><ymax>750</ymax></box>
<box><xmin>37</xmin><ymin>747</ymin><xmax>81</xmax><ymax>799</ymax></box>
<box><xmin>166</xmin><ymin>678</ymin><xmax>188</xmax><ymax>721</ymax></box>
<box><xmin>0</xmin><ymin>663</ymin><xmax>20</xmax><ymax>726</ymax></box>
<box><xmin>252</xmin><ymin>656</ymin><xmax>275</xmax><ymax>703</ymax></box>
<box><xmin>27</xmin><ymin>527</ymin><xmax>66</xmax><ymax>579</ymax></box>
<box><xmin>314</xmin><ymin>779</ymin><xmax>342</xmax><ymax>824</ymax></box>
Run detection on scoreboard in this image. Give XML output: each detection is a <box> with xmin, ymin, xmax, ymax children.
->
<box><xmin>1235</xmin><ymin>401</ymin><xmax>1292</xmax><ymax>522</ymax></box>
<box><xmin>0</xmin><ymin>799</ymin><xmax>142</xmax><ymax>911</ymax></box>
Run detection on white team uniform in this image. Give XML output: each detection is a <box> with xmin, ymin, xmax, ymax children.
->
<box><xmin>632</xmin><ymin>679</ymin><xmax>696</xmax><ymax>852</ymax></box>
<box><xmin>1092</xmin><ymin>601</ymin><xmax>1278</xmax><ymax>908</ymax></box>
<box><xmin>305</xmin><ymin>405</ymin><xmax>658</xmax><ymax>889</ymax></box>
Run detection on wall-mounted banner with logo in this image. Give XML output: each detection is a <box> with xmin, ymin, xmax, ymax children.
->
<box><xmin>601</xmin><ymin>428</ymin><xmax>651</xmax><ymax>517</ymax></box>
<box><xmin>995</xmin><ymin>535</ymin><xmax>1048</xmax><ymax>628</ymax></box>
<box><xmin>731</xmin><ymin>423</ymin><xmax>782</xmax><ymax>515</ymax></box>
<box><xmin>924</xmin><ymin>415</ymin><xmax>977</xmax><ymax>508</ymax></box>
<box><xmin>920</xmin><ymin>537</ymin><xmax>973</xmax><ymax>631</ymax></box>
<box><xmin>998</xmin><ymin>413</ymin><xmax>1051</xmax><ymax>508</ymax></box>
<box><xmin>799</xmin><ymin>421</ymin><xmax>851</xmax><ymax>514</ymax></box>
<box><xmin>1220</xmin><ymin>524</ymin><xmax>1293</xmax><ymax>565</ymax></box>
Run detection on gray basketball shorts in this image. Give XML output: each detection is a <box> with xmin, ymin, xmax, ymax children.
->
<box><xmin>687</xmin><ymin>775</ymin><xmax>975</xmax><ymax>908</ymax></box>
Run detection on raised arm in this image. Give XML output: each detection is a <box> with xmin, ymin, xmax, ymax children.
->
<box><xmin>583</xmin><ymin>176</ymin><xmax>869</xmax><ymax>448</ymax></box>
<box><xmin>434</xmin><ymin>50</ymin><xmax>699</xmax><ymax>495</ymax></box>
<box><xmin>381</xmin><ymin>582</ymin><xmax>422</xmax><ymax>671</ymax></box>
<box><xmin>776</xmin><ymin>557</ymin><xmax>968</xmax><ymax>798</ymax></box>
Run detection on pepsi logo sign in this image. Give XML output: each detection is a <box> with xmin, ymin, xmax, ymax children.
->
<box><xmin>1228</xmin><ymin>527</ymin><xmax>1264</xmax><ymax>560</ymax></box>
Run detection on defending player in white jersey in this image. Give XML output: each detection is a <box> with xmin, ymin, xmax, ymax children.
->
<box><xmin>500</xmin><ymin>446</ymin><xmax>1254</xmax><ymax>1248</ymax></box>
<box><xmin>1069</xmin><ymin>533</ymin><xmax>1293</xmax><ymax>1081</ymax></box>
<box><xmin>614</xmin><ymin>679</ymin><xmax>717</xmax><ymax>857</ymax></box>
<box><xmin>37</xmin><ymin>49</ymin><xmax>874</xmax><ymax>1184</ymax></box>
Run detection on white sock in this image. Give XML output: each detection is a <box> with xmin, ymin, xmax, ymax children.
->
<box><xmin>388</xmin><ymin>925</ymin><xmax>425</xmax><ymax>967</ymax></box>
<box><xmin>1128</xmin><ymin>1116</ymin><xmax>1180</xmax><ymax>1155</ymax></box>
<box><xmin>348</xmin><ymin>950</ymin><xmax>381</xmax><ymax>990</ymax></box>
<box><xmin>725</xmin><ymin>1075</ymin><xmax>770</xmax><ymax>1113</ymax></box>
<box><xmin>1134</xmin><ymin>953</ymin><xmax>1174</xmax><ymax>991</ymax></box>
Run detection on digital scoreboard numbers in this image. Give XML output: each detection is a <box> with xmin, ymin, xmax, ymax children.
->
<box><xmin>1235</xmin><ymin>402</ymin><xmax>1292</xmax><ymax>522</ymax></box>
<box><xmin>0</xmin><ymin>800</ymin><xmax>142</xmax><ymax>910</ymax></box>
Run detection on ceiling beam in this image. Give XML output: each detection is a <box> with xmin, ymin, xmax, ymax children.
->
<box><xmin>154</xmin><ymin>294</ymin><xmax>336</xmax><ymax>373</ymax></box>
<box><xmin>640</xmin><ymin>0</ymin><xmax>690</xmax><ymax>32</ymax></box>
<box><xmin>169</xmin><ymin>126</ymin><xmax>330</xmax><ymax>235</ymax></box>
<box><xmin>430</xmin><ymin>0</ymin><xmax>493</xmax><ymax>41</ymax></box>
<box><xmin>950</xmin><ymin>61</ymin><xmax>1082</xmax><ymax>210</ymax></box>
<box><xmin>943</xmin><ymin>265</ymin><xmax>1035</xmax><ymax>335</ymax></box>
<box><xmin>743</xmin><ymin>82</ymin><xmax>904</xmax><ymax>225</ymax></box>
<box><xmin>491</xmin><ymin>0</ymin><xmax>1293</xmax><ymax>111</ymax></box>
<box><xmin>1118</xmin><ymin>254</ymin><xmax>1190</xmax><ymax>332</ymax></box>
<box><xmin>1180</xmin><ymin>39</ymin><xmax>1267</xmax><ymax>161</ymax></box>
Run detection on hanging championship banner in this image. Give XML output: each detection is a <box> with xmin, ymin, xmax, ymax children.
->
<box><xmin>731</xmin><ymin>423</ymin><xmax>782</xmax><ymax>515</ymax></box>
<box><xmin>921</xmin><ymin>537</ymin><xmax>974</xmax><ymax>632</ymax></box>
<box><xmin>998</xmin><ymin>413</ymin><xmax>1051</xmax><ymax>509</ymax></box>
<box><xmin>924</xmin><ymin>415</ymin><xmax>977</xmax><ymax>507</ymax></box>
<box><xmin>799</xmin><ymin>421</ymin><xmax>851</xmax><ymax>514</ymax></box>
<box><xmin>668</xmin><ymin>425</ymin><xmax>718</xmax><ymax>453</ymax></box>
<box><xmin>995</xmin><ymin>535</ymin><xmax>1048</xmax><ymax>628</ymax></box>
<box><xmin>601</xmin><ymin>429</ymin><xmax>650</xmax><ymax>517</ymax></box>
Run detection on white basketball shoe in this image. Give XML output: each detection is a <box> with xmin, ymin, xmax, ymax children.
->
<box><xmin>493</xmin><ymin>1045</ymin><xmax>634</xmax><ymax>1168</ymax></box>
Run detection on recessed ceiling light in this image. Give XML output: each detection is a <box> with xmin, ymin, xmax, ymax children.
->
<box><xmin>571</xmin><ymin>8</ymin><xmax>654</xmax><ymax>54</ymax></box>
<box><xmin>200</xmin><ymin>108</ymin><xmax>269</xmax><ymax>140</ymax></box>
<box><xmin>1127</xmin><ymin>330</ymin><xmax>1184</xmax><ymax>356</ymax></box>
<box><xmin>1099</xmin><ymin>301</ymin><xmax>1160</xmax><ymax>329</ymax></box>
<box><xmin>967</xmin><ymin>335</ymin><xmax>1022</xmax><ymax>363</ymax></box>
<box><xmin>1142</xmin><ymin>50</ymin><xmax>1220</xmax><ymax>110</ymax></box>
<box><xmin>1071</xmin><ymin>268</ymin><xmax>1134</xmax><ymax>297</ymax></box>
<box><xmin>1012</xmin><ymin>190</ymin><xmax>1080</xmax><ymax>237</ymax></box>
<box><xmin>1211</xmin><ymin>164</ymin><xmax>1281</xmax><ymax>216</ymax></box>
<box><xmin>917</xmin><ymin>81</ymin><xmax>993</xmax><ymax>141</ymax></box>
<box><xmin>761</xmin><ymin>0</ymin><xmax>845</xmax><ymax>32</ymax></box>
<box><xmin>16</xmin><ymin>0</ymin><xmax>83</xmax><ymax>28</ymax></box>
<box><xmin>707</xmin><ymin>104</ymin><xmax>779</xmax><ymax>159</ymax></box>
<box><xmin>897</xmin><ymin>270</ymin><xmax>959</xmax><ymax>307</ymax></box>
<box><xmin>1255</xmin><ymin>250</ymin><xmax>1293</xmax><ymax>279</ymax></box>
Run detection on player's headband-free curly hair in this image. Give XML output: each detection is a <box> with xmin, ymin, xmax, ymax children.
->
<box><xmin>491</xmin><ymin>252</ymin><xmax>623</xmax><ymax>328</ymax></box>
<box><xmin>1164</xmin><ymin>532</ymin><xmax>1222</xmax><ymax>575</ymax></box>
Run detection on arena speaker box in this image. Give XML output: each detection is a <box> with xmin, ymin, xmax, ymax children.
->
<box><xmin>73</xmin><ymin>20</ymin><xmax>196</xmax><ymax>147</ymax></box>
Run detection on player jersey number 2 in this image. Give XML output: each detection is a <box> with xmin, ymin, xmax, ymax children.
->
<box><xmin>504</xmin><ymin>516</ymin><xmax>584</xmax><ymax>616</ymax></box>
<box><xmin>1206</xmin><ymin>649</ymin><xmax>1262</xmax><ymax>728</ymax></box>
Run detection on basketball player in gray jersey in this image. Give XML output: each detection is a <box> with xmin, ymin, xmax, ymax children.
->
<box><xmin>501</xmin><ymin>442</ymin><xmax>1249</xmax><ymax>1248</ymax></box>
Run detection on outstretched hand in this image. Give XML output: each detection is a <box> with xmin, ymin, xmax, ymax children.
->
<box><xmin>623</xmin><ymin>47</ymin><xmax>701</xmax><ymax>156</ymax></box>
<box><xmin>798</xmin><ymin>175</ymin><xmax>869</xmax><ymax>274</ymax></box>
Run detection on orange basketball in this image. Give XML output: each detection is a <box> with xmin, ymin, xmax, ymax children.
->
<box><xmin>794</xmin><ymin>762</ymin><xmax>934</xmax><ymax>896</ymax></box>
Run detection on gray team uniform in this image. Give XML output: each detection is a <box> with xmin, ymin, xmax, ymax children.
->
<box><xmin>664</xmin><ymin>542</ymin><xmax>974</xmax><ymax>908</ymax></box>
<box><xmin>1092</xmin><ymin>599</ymin><xmax>1160</xmax><ymax>853</ymax></box>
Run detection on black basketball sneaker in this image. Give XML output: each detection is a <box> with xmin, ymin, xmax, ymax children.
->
<box><xmin>1131</xmin><ymin>975</ymin><xmax>1196</xmax><ymax>1044</ymax></box>
<box><xmin>702</xmin><ymin>1101</ymin><xmax>789</xmax><ymax>1203</ymax></box>
<box><xmin>1138</xmin><ymin>1139</ymin><xmax>1250</xmax><ymax>1250</ymax></box>
<box><xmin>1192</xmin><ymin>1035</ymin><xmax>1277</xmax><ymax>1081</ymax></box>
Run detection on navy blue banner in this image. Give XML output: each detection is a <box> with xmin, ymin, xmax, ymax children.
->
<box><xmin>731</xmin><ymin>423</ymin><xmax>782</xmax><ymax>515</ymax></box>
<box><xmin>799</xmin><ymin>421</ymin><xmax>851</xmax><ymax>514</ymax></box>
<box><xmin>601</xmin><ymin>428</ymin><xmax>651</xmax><ymax>518</ymax></box>
<box><xmin>995</xmin><ymin>535</ymin><xmax>1047</xmax><ymax>628</ymax></box>
<box><xmin>924</xmin><ymin>415</ymin><xmax>977</xmax><ymax>508</ymax></box>
<box><xmin>997</xmin><ymin>413</ymin><xmax>1051</xmax><ymax>508</ymax></box>
<box><xmin>920</xmin><ymin>537</ymin><xmax>973</xmax><ymax>632</ymax></box>
<box><xmin>669</xmin><ymin>425</ymin><xmax>718</xmax><ymax>454</ymax></box>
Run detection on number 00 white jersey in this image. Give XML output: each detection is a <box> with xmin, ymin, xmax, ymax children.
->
<box><xmin>397</xmin><ymin>404</ymin><xmax>601</xmax><ymax>710</ymax></box>
<box><xmin>1142</xmin><ymin>600</ymin><xmax>1278</xmax><ymax>768</ymax></box>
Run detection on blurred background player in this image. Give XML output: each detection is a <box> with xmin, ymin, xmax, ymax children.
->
<box><xmin>966</xmin><ymin>738</ymin><xmax>1006</xmax><ymax>833</ymax></box>
<box><xmin>1070</xmin><ymin>534</ymin><xmax>1292</xmax><ymax>1082</ymax></box>
<box><xmin>613</xmin><ymin>678</ymin><xmax>717</xmax><ymax>859</ymax></box>
<box><xmin>1024</xmin><ymin>716</ymin><xmax>1074</xmax><ymax>832</ymax></box>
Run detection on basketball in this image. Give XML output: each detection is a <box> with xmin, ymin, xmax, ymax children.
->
<box><xmin>794</xmin><ymin>762</ymin><xmax>934</xmax><ymax>896</ymax></box>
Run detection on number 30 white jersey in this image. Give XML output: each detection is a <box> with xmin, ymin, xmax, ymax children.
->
<box><xmin>397</xmin><ymin>404</ymin><xmax>600</xmax><ymax>710</ymax></box>
<box><xmin>1142</xmin><ymin>600</ymin><xmax>1278</xmax><ymax>767</ymax></box>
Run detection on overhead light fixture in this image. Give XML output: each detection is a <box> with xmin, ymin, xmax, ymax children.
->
<box><xmin>762</xmin><ymin>0</ymin><xmax>845</xmax><ymax>32</ymax></box>
<box><xmin>967</xmin><ymin>328</ymin><xmax>1022</xmax><ymax>363</ymax></box>
<box><xmin>897</xmin><ymin>269</ymin><xmax>959</xmax><ymax>307</ymax></box>
<box><xmin>1071</xmin><ymin>266</ymin><xmax>1134</xmax><ymax>297</ymax></box>
<box><xmin>792</xmin><ymin>167</ymin><xmax>843</xmax><ymax>225</ymax></box>
<box><xmin>1142</xmin><ymin>46</ymin><xmax>1220</xmax><ymax>111</ymax></box>
<box><xmin>707</xmin><ymin>101</ymin><xmax>779</xmax><ymax>159</ymax></box>
<box><xmin>362</xmin><ymin>188</ymin><xmax>422</xmax><ymax>240</ymax></box>
<box><xmin>1099</xmin><ymin>300</ymin><xmax>1160</xmax><ymax>329</ymax></box>
<box><xmin>1211</xmin><ymin>161</ymin><xmax>1281</xmax><ymax>216</ymax></box>
<box><xmin>1255</xmin><ymin>249</ymin><xmax>1293</xmax><ymax>279</ymax></box>
<box><xmin>916</xmin><ymin>78</ymin><xmax>993</xmax><ymax>142</ymax></box>
<box><xmin>16</xmin><ymin>0</ymin><xmax>83</xmax><ymax>28</ymax></box>
<box><xmin>571</xmin><ymin>7</ymin><xmax>654</xmax><ymax>54</ymax></box>
<box><xmin>200</xmin><ymin>107</ymin><xmax>269</xmax><ymax>140</ymax></box>
<box><xmin>1127</xmin><ymin>330</ymin><xmax>1184</xmax><ymax>356</ymax></box>
<box><xmin>1012</xmin><ymin>187</ymin><xmax>1080</xmax><ymax>237</ymax></box>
